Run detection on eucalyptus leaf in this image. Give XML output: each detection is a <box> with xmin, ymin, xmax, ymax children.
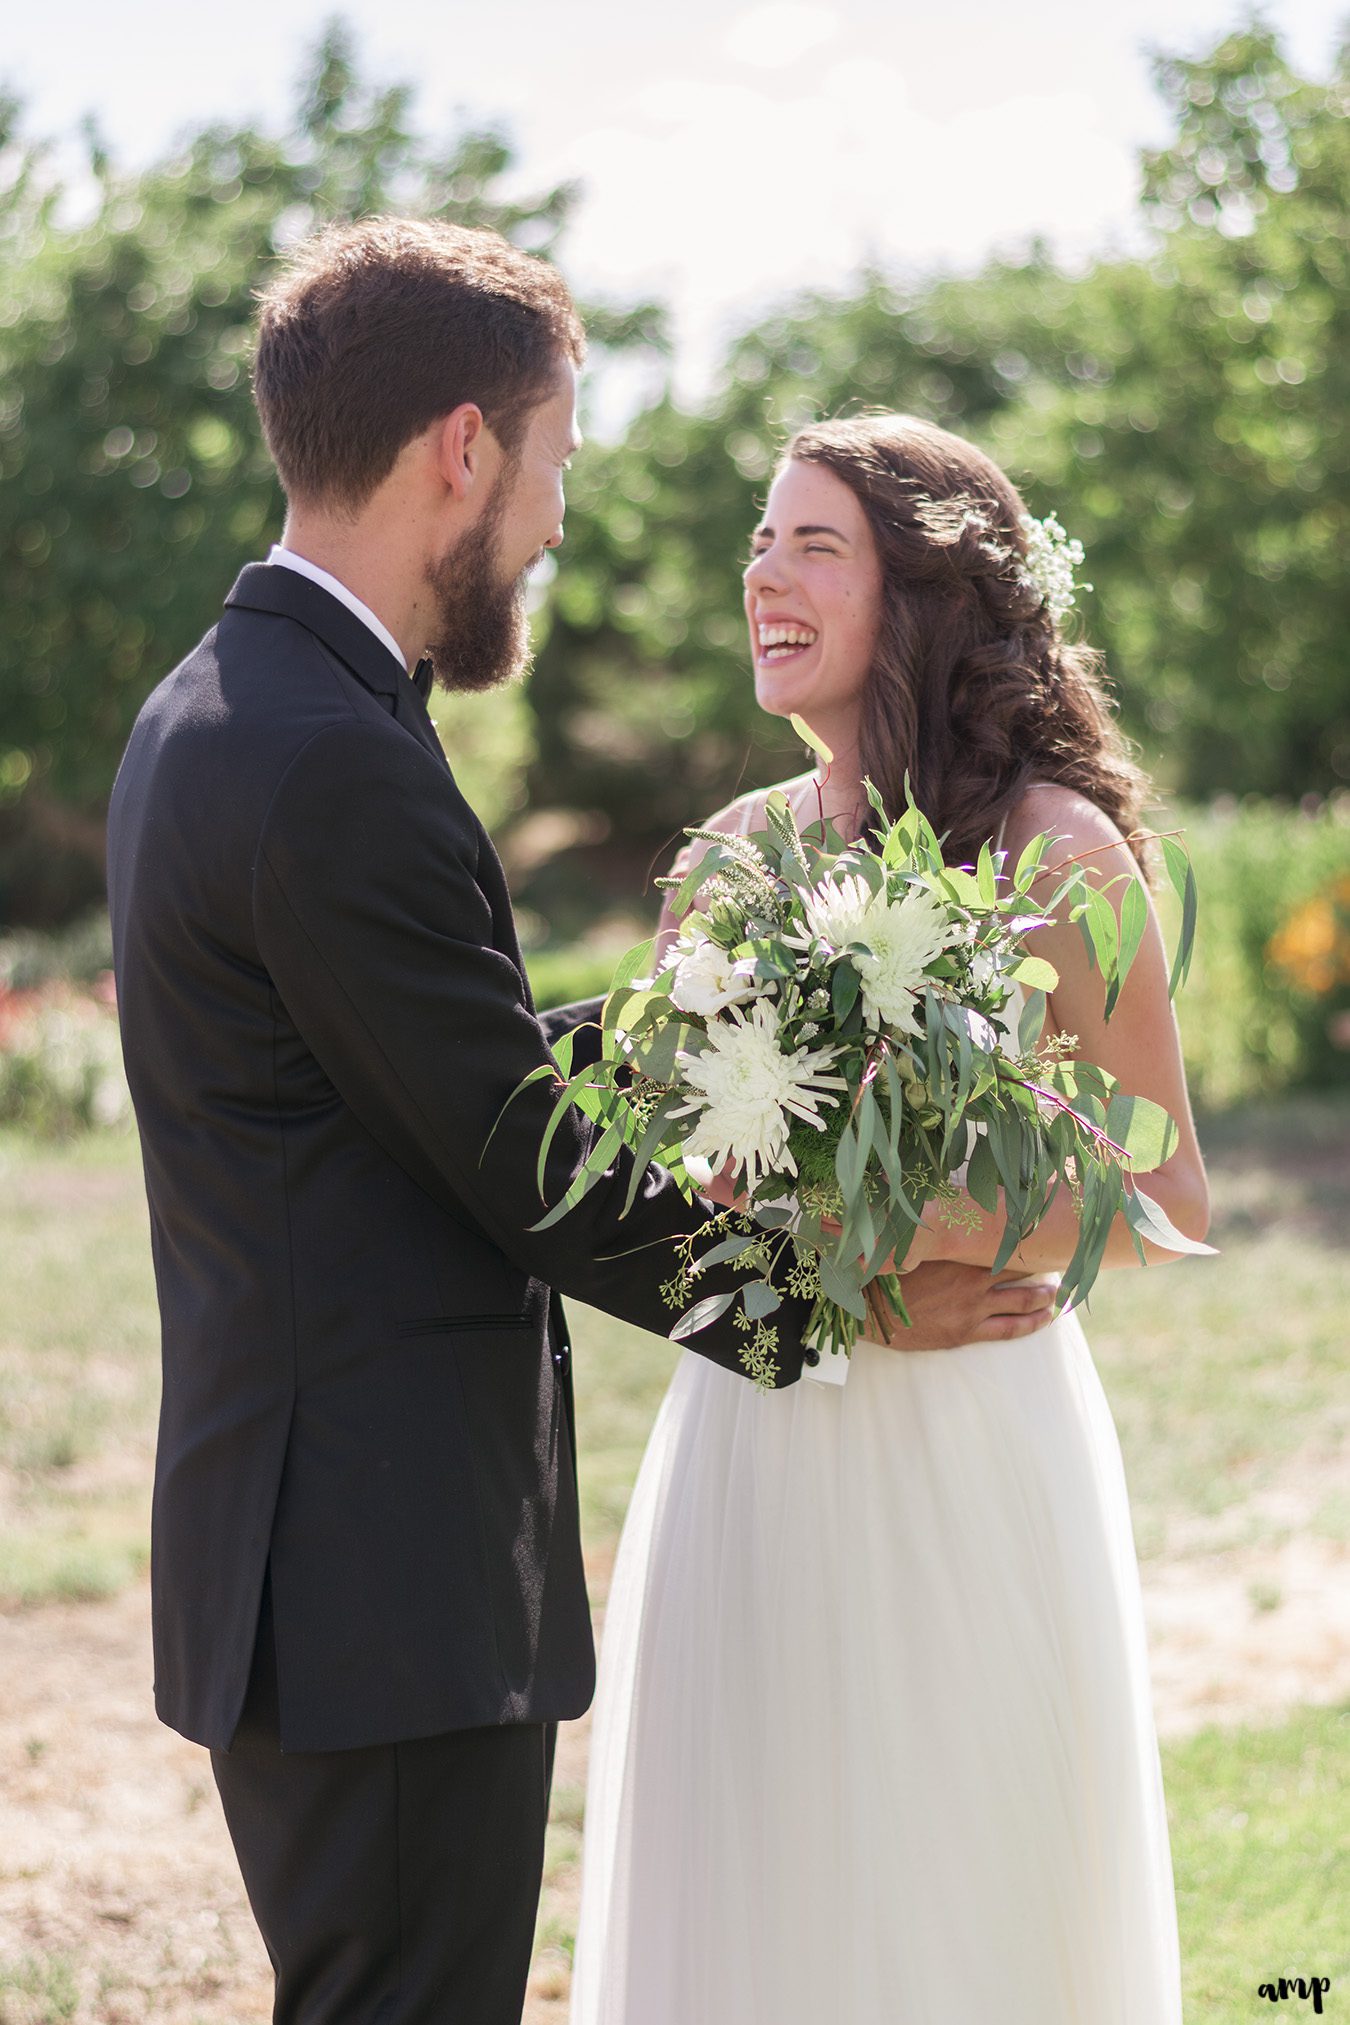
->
<box><xmin>693</xmin><ymin>1231</ymin><xmax>759</xmax><ymax>1271</ymax></box>
<box><xmin>1076</xmin><ymin>882</ymin><xmax>1118</xmax><ymax>982</ymax></box>
<box><xmin>1017</xmin><ymin>987</ymin><xmax>1048</xmax><ymax>1052</ymax></box>
<box><xmin>1162</xmin><ymin>836</ymin><xmax>1199</xmax><ymax>998</ymax></box>
<box><xmin>1123</xmin><ymin>1187</ymin><xmax>1217</xmax><ymax>1256</ymax></box>
<box><xmin>531</xmin><ymin>1118</ymin><xmax>627</xmax><ymax>1231</ymax></box>
<box><xmin>820</xmin><ymin>1254</ymin><xmax>868</xmax><ymax>1320</ymax></box>
<box><xmin>1104</xmin><ymin>1092</ymin><xmax>1179</xmax><ymax>1171</ymax></box>
<box><xmin>965</xmin><ymin>1131</ymin><xmax>1001</xmax><ymax>1213</ymax></box>
<box><xmin>976</xmin><ymin>841</ymin><xmax>997</xmax><ymax>906</ymax></box>
<box><xmin>742</xmin><ymin>1279</ymin><xmax>783</xmax><ymax>1320</ymax></box>
<box><xmin>630</xmin><ymin>1020</ymin><xmax>699</xmax><ymax>1083</ymax></box>
<box><xmin>620</xmin><ymin>1092</ymin><xmax>691</xmax><ymax>1215</ymax></box>
<box><xmin>1010</xmin><ymin>954</ymin><xmax>1060</xmax><ymax>994</ymax></box>
<box><xmin>669</xmin><ymin>1289</ymin><xmax>740</xmax><ymax>1341</ymax></box>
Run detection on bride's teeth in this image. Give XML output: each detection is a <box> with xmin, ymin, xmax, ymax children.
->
<box><xmin>757</xmin><ymin>624</ymin><xmax>818</xmax><ymax>653</ymax></box>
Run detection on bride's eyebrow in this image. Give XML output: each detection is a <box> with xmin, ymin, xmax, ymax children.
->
<box><xmin>750</xmin><ymin>524</ymin><xmax>849</xmax><ymax>542</ymax></box>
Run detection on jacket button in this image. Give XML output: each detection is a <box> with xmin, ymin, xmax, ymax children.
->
<box><xmin>803</xmin><ymin>1345</ymin><xmax>820</xmax><ymax>1367</ymax></box>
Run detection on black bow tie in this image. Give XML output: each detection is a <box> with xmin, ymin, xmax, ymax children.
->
<box><xmin>412</xmin><ymin>657</ymin><xmax>434</xmax><ymax>702</ymax></box>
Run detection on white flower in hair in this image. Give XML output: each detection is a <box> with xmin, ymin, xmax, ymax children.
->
<box><xmin>1019</xmin><ymin>512</ymin><xmax>1092</xmax><ymax>622</ymax></box>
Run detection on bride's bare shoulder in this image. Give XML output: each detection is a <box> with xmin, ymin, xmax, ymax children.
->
<box><xmin>1003</xmin><ymin>780</ymin><xmax>1135</xmax><ymax>871</ymax></box>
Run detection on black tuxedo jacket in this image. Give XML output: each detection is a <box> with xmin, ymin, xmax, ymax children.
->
<box><xmin>106</xmin><ymin>564</ymin><xmax>809</xmax><ymax>1754</ymax></box>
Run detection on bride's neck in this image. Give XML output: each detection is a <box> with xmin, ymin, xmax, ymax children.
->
<box><xmin>804</xmin><ymin>757</ymin><xmax>867</xmax><ymax>841</ymax></box>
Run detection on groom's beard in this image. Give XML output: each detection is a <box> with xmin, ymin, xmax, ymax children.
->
<box><xmin>423</xmin><ymin>491</ymin><xmax>538</xmax><ymax>696</ymax></box>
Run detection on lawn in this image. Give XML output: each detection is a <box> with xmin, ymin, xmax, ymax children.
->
<box><xmin>0</xmin><ymin>1095</ymin><xmax>1346</xmax><ymax>2022</ymax></box>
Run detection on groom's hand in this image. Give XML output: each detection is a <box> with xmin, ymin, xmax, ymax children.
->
<box><xmin>872</xmin><ymin>1265</ymin><xmax>1058</xmax><ymax>1351</ymax></box>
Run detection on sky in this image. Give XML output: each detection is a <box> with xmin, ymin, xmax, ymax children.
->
<box><xmin>3</xmin><ymin>0</ymin><xmax>1345</xmax><ymax>408</ymax></box>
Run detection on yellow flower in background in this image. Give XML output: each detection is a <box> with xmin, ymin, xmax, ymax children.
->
<box><xmin>1267</xmin><ymin>875</ymin><xmax>1350</xmax><ymax>997</ymax></box>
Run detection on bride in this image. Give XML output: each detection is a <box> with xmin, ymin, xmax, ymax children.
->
<box><xmin>568</xmin><ymin>414</ymin><xmax>1209</xmax><ymax>2025</ymax></box>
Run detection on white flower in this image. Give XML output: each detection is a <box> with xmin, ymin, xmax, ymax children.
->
<box><xmin>670</xmin><ymin>998</ymin><xmax>847</xmax><ymax>1189</ymax></box>
<box><xmin>794</xmin><ymin>874</ymin><xmax>952</xmax><ymax>1035</ymax></box>
<box><xmin>1019</xmin><ymin>512</ymin><xmax>1091</xmax><ymax>622</ymax></box>
<box><xmin>667</xmin><ymin>935</ymin><xmax>760</xmax><ymax>1017</ymax></box>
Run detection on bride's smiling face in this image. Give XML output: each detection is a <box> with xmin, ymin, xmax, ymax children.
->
<box><xmin>743</xmin><ymin>459</ymin><xmax>883</xmax><ymax>735</ymax></box>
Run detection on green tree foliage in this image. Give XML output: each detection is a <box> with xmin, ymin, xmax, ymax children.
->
<box><xmin>2</xmin><ymin>20</ymin><xmax>1345</xmax><ymax>931</ymax></box>
<box><xmin>0</xmin><ymin>23</ymin><xmax>660</xmax><ymax>920</ymax></box>
<box><xmin>533</xmin><ymin>22</ymin><xmax>1349</xmax><ymax>852</ymax></box>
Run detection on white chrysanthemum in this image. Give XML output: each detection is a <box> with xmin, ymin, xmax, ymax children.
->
<box><xmin>667</xmin><ymin>935</ymin><xmax>760</xmax><ymax>1017</ymax></box>
<box><xmin>671</xmin><ymin>998</ymin><xmax>847</xmax><ymax>1188</ymax></box>
<box><xmin>789</xmin><ymin>871</ymin><xmax>866</xmax><ymax>952</ymax></box>
<box><xmin>794</xmin><ymin>875</ymin><xmax>952</xmax><ymax>1034</ymax></box>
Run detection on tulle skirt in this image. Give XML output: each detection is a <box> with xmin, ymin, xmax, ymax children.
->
<box><xmin>570</xmin><ymin>1314</ymin><xmax>1183</xmax><ymax>2025</ymax></box>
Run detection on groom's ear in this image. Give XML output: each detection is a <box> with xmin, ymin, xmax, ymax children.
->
<box><xmin>434</xmin><ymin>403</ymin><xmax>489</xmax><ymax>503</ymax></box>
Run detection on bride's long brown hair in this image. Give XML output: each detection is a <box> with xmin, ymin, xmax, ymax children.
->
<box><xmin>783</xmin><ymin>414</ymin><xmax>1152</xmax><ymax>874</ymax></box>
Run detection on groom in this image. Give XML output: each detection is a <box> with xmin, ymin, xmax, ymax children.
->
<box><xmin>106</xmin><ymin>215</ymin><xmax>825</xmax><ymax>2025</ymax></box>
<box><xmin>107</xmin><ymin>216</ymin><xmax>1055</xmax><ymax>2023</ymax></box>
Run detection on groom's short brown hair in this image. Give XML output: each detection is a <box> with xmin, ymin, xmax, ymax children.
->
<box><xmin>253</xmin><ymin>216</ymin><xmax>585</xmax><ymax>507</ymax></box>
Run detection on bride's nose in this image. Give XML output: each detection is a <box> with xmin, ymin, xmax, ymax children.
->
<box><xmin>743</xmin><ymin>545</ymin><xmax>783</xmax><ymax>594</ymax></box>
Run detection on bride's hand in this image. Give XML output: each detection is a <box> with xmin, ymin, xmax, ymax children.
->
<box><xmin>867</xmin><ymin>1264</ymin><xmax>1058</xmax><ymax>1352</ymax></box>
<box><xmin>699</xmin><ymin>1162</ymin><xmax>744</xmax><ymax>1211</ymax></box>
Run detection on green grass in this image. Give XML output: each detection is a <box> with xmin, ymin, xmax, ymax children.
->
<box><xmin>1</xmin><ymin>1095</ymin><xmax>1345</xmax><ymax>1593</ymax></box>
<box><xmin>0</xmin><ymin>1130</ymin><xmax>159</xmax><ymax>1608</ymax></box>
<box><xmin>1086</xmin><ymin>1092</ymin><xmax>1350</xmax><ymax>1562</ymax></box>
<box><xmin>0</xmin><ymin>1952</ymin><xmax>79</xmax><ymax>2024</ymax></box>
<box><xmin>1</xmin><ymin>1101</ymin><xmax>1345</xmax><ymax>2020</ymax></box>
<box><xmin>1169</xmin><ymin>1703</ymin><xmax>1348</xmax><ymax>2021</ymax></box>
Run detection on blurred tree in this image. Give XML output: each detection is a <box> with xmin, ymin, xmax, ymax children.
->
<box><xmin>993</xmin><ymin>22</ymin><xmax>1350</xmax><ymax>799</ymax></box>
<box><xmin>529</xmin><ymin>20</ymin><xmax>1349</xmax><ymax>870</ymax></box>
<box><xmin>3</xmin><ymin>19</ymin><xmax>1346</xmax><ymax>931</ymax></box>
<box><xmin>0</xmin><ymin>21</ymin><xmax>662</xmax><ymax>922</ymax></box>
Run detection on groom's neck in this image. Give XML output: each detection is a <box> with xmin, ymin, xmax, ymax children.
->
<box><xmin>280</xmin><ymin>504</ymin><xmax>427</xmax><ymax>672</ymax></box>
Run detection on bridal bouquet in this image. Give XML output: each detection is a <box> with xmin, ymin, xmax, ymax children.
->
<box><xmin>505</xmin><ymin>772</ymin><xmax>1206</xmax><ymax>1389</ymax></box>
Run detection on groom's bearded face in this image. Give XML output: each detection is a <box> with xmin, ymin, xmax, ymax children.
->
<box><xmin>423</xmin><ymin>467</ymin><xmax>541</xmax><ymax>695</ymax></box>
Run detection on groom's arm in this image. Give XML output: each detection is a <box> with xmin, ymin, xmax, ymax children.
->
<box><xmin>251</xmin><ymin>720</ymin><xmax>810</xmax><ymax>1385</ymax></box>
<box><xmin>536</xmin><ymin>997</ymin><xmax>607</xmax><ymax>1074</ymax></box>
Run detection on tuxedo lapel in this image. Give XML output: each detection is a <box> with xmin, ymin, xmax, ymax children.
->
<box><xmin>391</xmin><ymin>668</ymin><xmax>453</xmax><ymax>774</ymax></box>
<box><xmin>226</xmin><ymin>563</ymin><xmax>456</xmax><ymax>776</ymax></box>
<box><xmin>226</xmin><ymin>564</ymin><xmax>404</xmax><ymax>700</ymax></box>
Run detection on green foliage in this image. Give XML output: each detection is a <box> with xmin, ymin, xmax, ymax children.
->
<box><xmin>3</xmin><ymin>16</ymin><xmax>1346</xmax><ymax>951</ymax></box>
<box><xmin>521</xmin><ymin>789</ymin><xmax>1208</xmax><ymax>1369</ymax></box>
<box><xmin>0</xmin><ymin>987</ymin><xmax>131</xmax><ymax>1136</ymax></box>
<box><xmin>1168</xmin><ymin>795</ymin><xmax>1350</xmax><ymax>1107</ymax></box>
<box><xmin>526</xmin><ymin>944</ymin><xmax>620</xmax><ymax>1011</ymax></box>
<box><xmin>532</xmin><ymin>23</ymin><xmax>1349</xmax><ymax>843</ymax></box>
<box><xmin>0</xmin><ymin>908</ymin><xmax>112</xmax><ymax>990</ymax></box>
<box><xmin>0</xmin><ymin>22</ymin><xmax>660</xmax><ymax>916</ymax></box>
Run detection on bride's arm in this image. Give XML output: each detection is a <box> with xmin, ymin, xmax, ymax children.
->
<box><xmin>915</xmin><ymin>783</ymin><xmax>1211</xmax><ymax>1276</ymax></box>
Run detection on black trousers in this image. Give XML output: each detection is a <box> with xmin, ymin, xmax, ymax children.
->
<box><xmin>211</xmin><ymin>1579</ymin><xmax>556</xmax><ymax>2024</ymax></box>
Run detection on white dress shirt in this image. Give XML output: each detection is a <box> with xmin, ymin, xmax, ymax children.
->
<box><xmin>266</xmin><ymin>544</ymin><xmax>408</xmax><ymax>674</ymax></box>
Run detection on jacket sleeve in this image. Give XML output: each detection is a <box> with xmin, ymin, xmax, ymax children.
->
<box><xmin>252</xmin><ymin>720</ymin><xmax>807</xmax><ymax>1385</ymax></box>
<box><xmin>537</xmin><ymin>996</ymin><xmax>611</xmax><ymax>1076</ymax></box>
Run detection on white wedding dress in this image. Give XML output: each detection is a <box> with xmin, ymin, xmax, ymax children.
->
<box><xmin>570</xmin><ymin>781</ymin><xmax>1183</xmax><ymax>2025</ymax></box>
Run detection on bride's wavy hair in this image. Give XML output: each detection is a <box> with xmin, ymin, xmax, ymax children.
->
<box><xmin>782</xmin><ymin>414</ymin><xmax>1153</xmax><ymax>875</ymax></box>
